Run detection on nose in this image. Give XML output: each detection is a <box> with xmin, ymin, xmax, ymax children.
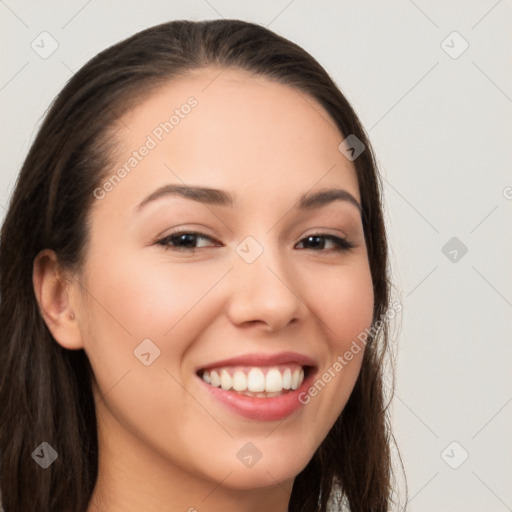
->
<box><xmin>226</xmin><ymin>241</ymin><xmax>305</xmax><ymax>332</ymax></box>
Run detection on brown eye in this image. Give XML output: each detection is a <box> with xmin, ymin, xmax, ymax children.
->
<box><xmin>295</xmin><ymin>234</ymin><xmax>354</xmax><ymax>252</ymax></box>
<box><xmin>156</xmin><ymin>231</ymin><xmax>221</xmax><ymax>251</ymax></box>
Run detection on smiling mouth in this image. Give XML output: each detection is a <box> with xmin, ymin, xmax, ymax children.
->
<box><xmin>197</xmin><ymin>364</ymin><xmax>312</xmax><ymax>398</ymax></box>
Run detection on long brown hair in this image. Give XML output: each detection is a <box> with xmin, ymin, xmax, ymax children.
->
<box><xmin>0</xmin><ymin>19</ymin><xmax>402</xmax><ymax>511</ymax></box>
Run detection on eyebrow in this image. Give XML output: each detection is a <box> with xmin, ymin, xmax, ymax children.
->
<box><xmin>135</xmin><ymin>184</ymin><xmax>362</xmax><ymax>213</ymax></box>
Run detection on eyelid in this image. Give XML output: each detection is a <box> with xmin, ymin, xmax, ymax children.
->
<box><xmin>300</xmin><ymin>226</ymin><xmax>350</xmax><ymax>239</ymax></box>
<box><xmin>154</xmin><ymin>224</ymin><xmax>219</xmax><ymax>242</ymax></box>
<box><xmin>156</xmin><ymin>224</ymin><xmax>351</xmax><ymax>241</ymax></box>
<box><xmin>155</xmin><ymin>229</ymin><xmax>355</xmax><ymax>253</ymax></box>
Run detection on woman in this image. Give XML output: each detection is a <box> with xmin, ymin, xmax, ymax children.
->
<box><xmin>0</xmin><ymin>19</ymin><xmax>400</xmax><ymax>511</ymax></box>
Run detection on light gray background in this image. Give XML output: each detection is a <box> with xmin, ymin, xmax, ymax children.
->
<box><xmin>1</xmin><ymin>1</ymin><xmax>511</xmax><ymax>511</ymax></box>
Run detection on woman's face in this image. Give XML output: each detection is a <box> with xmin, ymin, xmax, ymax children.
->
<box><xmin>74</xmin><ymin>67</ymin><xmax>374</xmax><ymax>491</ymax></box>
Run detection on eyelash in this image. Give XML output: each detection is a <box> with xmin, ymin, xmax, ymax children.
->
<box><xmin>155</xmin><ymin>230</ymin><xmax>355</xmax><ymax>253</ymax></box>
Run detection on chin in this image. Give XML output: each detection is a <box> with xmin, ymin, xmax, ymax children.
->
<box><xmin>214</xmin><ymin>463</ymin><xmax>304</xmax><ymax>491</ymax></box>
<box><xmin>195</xmin><ymin>442</ymin><xmax>315</xmax><ymax>491</ymax></box>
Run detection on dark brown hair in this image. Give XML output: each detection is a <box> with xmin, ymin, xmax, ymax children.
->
<box><xmin>0</xmin><ymin>19</ymin><xmax>402</xmax><ymax>511</ymax></box>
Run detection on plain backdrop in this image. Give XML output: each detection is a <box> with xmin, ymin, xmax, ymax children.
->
<box><xmin>1</xmin><ymin>1</ymin><xmax>511</xmax><ymax>511</ymax></box>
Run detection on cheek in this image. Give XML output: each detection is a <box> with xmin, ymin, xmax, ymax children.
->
<box><xmin>307</xmin><ymin>260</ymin><xmax>374</xmax><ymax>347</ymax></box>
<box><xmin>299</xmin><ymin>260</ymin><xmax>374</xmax><ymax>429</ymax></box>
<box><xmin>79</xmin><ymin>251</ymin><xmax>229</xmax><ymax>375</ymax></box>
<box><xmin>78</xmin><ymin>253</ymin><xmax>231</xmax><ymax>455</ymax></box>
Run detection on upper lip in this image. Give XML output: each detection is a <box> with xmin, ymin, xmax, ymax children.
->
<box><xmin>196</xmin><ymin>351</ymin><xmax>318</xmax><ymax>373</ymax></box>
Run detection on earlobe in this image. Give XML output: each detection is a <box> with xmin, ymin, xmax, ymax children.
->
<box><xmin>32</xmin><ymin>249</ymin><xmax>84</xmax><ymax>350</ymax></box>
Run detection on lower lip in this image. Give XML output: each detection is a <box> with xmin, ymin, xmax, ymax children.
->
<box><xmin>198</xmin><ymin>369</ymin><xmax>317</xmax><ymax>421</ymax></box>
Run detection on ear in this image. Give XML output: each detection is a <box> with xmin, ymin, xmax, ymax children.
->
<box><xmin>32</xmin><ymin>249</ymin><xmax>84</xmax><ymax>350</ymax></box>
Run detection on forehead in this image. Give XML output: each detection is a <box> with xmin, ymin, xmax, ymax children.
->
<box><xmin>97</xmin><ymin>66</ymin><xmax>360</xmax><ymax>213</ymax></box>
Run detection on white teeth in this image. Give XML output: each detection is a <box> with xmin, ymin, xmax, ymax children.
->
<box><xmin>282</xmin><ymin>368</ymin><xmax>292</xmax><ymax>389</ymax></box>
<box><xmin>247</xmin><ymin>368</ymin><xmax>265</xmax><ymax>392</ymax></box>
<box><xmin>232</xmin><ymin>370</ymin><xmax>247</xmax><ymax>391</ymax></box>
<box><xmin>210</xmin><ymin>370</ymin><xmax>220</xmax><ymax>387</ymax></box>
<box><xmin>265</xmin><ymin>368</ymin><xmax>283</xmax><ymax>392</ymax></box>
<box><xmin>220</xmin><ymin>369</ymin><xmax>232</xmax><ymax>390</ymax></box>
<box><xmin>291</xmin><ymin>368</ymin><xmax>301</xmax><ymax>390</ymax></box>
<box><xmin>201</xmin><ymin>365</ymin><xmax>306</xmax><ymax>394</ymax></box>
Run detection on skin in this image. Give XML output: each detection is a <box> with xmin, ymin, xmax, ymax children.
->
<box><xmin>33</xmin><ymin>67</ymin><xmax>374</xmax><ymax>512</ymax></box>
